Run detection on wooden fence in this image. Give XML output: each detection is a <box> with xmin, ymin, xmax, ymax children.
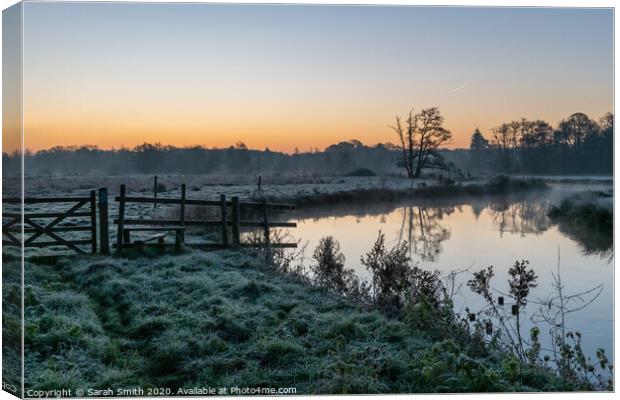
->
<box><xmin>2</xmin><ymin>192</ymin><xmax>98</xmax><ymax>254</ymax></box>
<box><xmin>2</xmin><ymin>184</ymin><xmax>296</xmax><ymax>255</ymax></box>
<box><xmin>114</xmin><ymin>184</ymin><xmax>297</xmax><ymax>252</ymax></box>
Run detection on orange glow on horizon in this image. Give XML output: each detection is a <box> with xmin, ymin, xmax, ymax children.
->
<box><xmin>20</xmin><ymin>121</ymin><xmax>475</xmax><ymax>154</ymax></box>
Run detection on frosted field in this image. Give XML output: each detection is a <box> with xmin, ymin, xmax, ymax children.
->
<box><xmin>15</xmin><ymin>174</ymin><xmax>446</xmax><ymax>198</ymax></box>
<box><xmin>3</xmin><ymin>174</ymin><xmax>611</xmax><ymax>256</ymax></box>
<box><xmin>5</xmin><ymin>174</ymin><xmax>427</xmax><ymax>255</ymax></box>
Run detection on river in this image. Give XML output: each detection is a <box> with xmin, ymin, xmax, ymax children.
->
<box><xmin>288</xmin><ymin>183</ymin><xmax>613</xmax><ymax>363</ymax></box>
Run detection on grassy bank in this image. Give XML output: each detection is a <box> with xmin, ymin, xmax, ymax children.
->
<box><xmin>548</xmin><ymin>191</ymin><xmax>613</xmax><ymax>254</ymax></box>
<box><xmin>9</xmin><ymin>249</ymin><xmax>573</xmax><ymax>394</ymax></box>
<box><xmin>257</xmin><ymin>175</ymin><xmax>548</xmax><ymax>208</ymax></box>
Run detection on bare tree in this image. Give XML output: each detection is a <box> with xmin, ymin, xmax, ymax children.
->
<box><xmin>390</xmin><ymin>107</ymin><xmax>452</xmax><ymax>183</ymax></box>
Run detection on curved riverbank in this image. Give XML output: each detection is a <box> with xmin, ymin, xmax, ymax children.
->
<box><xmin>256</xmin><ymin>175</ymin><xmax>548</xmax><ymax>208</ymax></box>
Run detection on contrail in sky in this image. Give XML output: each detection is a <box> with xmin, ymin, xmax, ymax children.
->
<box><xmin>450</xmin><ymin>83</ymin><xmax>469</xmax><ymax>93</ymax></box>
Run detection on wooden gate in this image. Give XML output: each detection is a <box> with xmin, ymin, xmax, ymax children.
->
<box><xmin>2</xmin><ymin>191</ymin><xmax>97</xmax><ymax>255</ymax></box>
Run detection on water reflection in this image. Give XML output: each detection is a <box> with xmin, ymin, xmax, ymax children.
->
<box><xmin>487</xmin><ymin>198</ymin><xmax>552</xmax><ymax>237</ymax></box>
<box><xmin>555</xmin><ymin>221</ymin><xmax>614</xmax><ymax>259</ymax></box>
<box><xmin>398</xmin><ymin>206</ymin><xmax>452</xmax><ymax>262</ymax></box>
<box><xmin>294</xmin><ymin>192</ymin><xmax>612</xmax><ymax>260</ymax></box>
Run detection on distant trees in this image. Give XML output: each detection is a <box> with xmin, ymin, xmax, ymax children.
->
<box><xmin>390</xmin><ymin>107</ymin><xmax>453</xmax><ymax>182</ymax></box>
<box><xmin>12</xmin><ymin>139</ymin><xmax>403</xmax><ymax>177</ymax></box>
<box><xmin>484</xmin><ymin>112</ymin><xmax>612</xmax><ymax>174</ymax></box>
<box><xmin>133</xmin><ymin>142</ymin><xmax>168</xmax><ymax>173</ymax></box>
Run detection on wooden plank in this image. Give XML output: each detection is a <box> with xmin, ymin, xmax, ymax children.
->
<box><xmin>123</xmin><ymin>227</ymin><xmax>185</xmax><ymax>231</ymax></box>
<box><xmin>3</xmin><ymin>197</ymin><xmax>90</xmax><ymax>204</ymax></box>
<box><xmin>113</xmin><ymin>196</ymin><xmax>294</xmax><ymax>209</ymax></box>
<box><xmin>113</xmin><ymin>219</ymin><xmax>222</xmax><ymax>226</ymax></box>
<box><xmin>220</xmin><ymin>194</ymin><xmax>228</xmax><ymax>248</ymax></box>
<box><xmin>240</xmin><ymin>201</ymin><xmax>295</xmax><ymax>210</ymax></box>
<box><xmin>231</xmin><ymin>196</ymin><xmax>240</xmax><ymax>246</ymax></box>
<box><xmin>240</xmin><ymin>243</ymin><xmax>298</xmax><ymax>249</ymax></box>
<box><xmin>90</xmin><ymin>190</ymin><xmax>97</xmax><ymax>254</ymax></box>
<box><xmin>174</xmin><ymin>228</ymin><xmax>183</xmax><ymax>252</ymax></box>
<box><xmin>135</xmin><ymin>233</ymin><xmax>167</xmax><ymax>244</ymax></box>
<box><xmin>3</xmin><ymin>231</ymin><xmax>21</xmax><ymax>245</ymax></box>
<box><xmin>262</xmin><ymin>200</ymin><xmax>271</xmax><ymax>257</ymax></box>
<box><xmin>116</xmin><ymin>184</ymin><xmax>126</xmax><ymax>254</ymax></box>
<box><xmin>239</xmin><ymin>221</ymin><xmax>297</xmax><ymax>228</ymax></box>
<box><xmin>6</xmin><ymin>226</ymin><xmax>93</xmax><ymax>233</ymax></box>
<box><xmin>153</xmin><ymin>176</ymin><xmax>158</xmax><ymax>209</ymax></box>
<box><xmin>111</xmin><ymin>219</ymin><xmax>296</xmax><ymax>228</ymax></box>
<box><xmin>98</xmin><ymin>188</ymin><xmax>110</xmax><ymax>254</ymax></box>
<box><xmin>123</xmin><ymin>229</ymin><xmax>131</xmax><ymax>244</ymax></box>
<box><xmin>115</xmin><ymin>196</ymin><xmax>216</xmax><ymax>205</ymax></box>
<box><xmin>110</xmin><ymin>242</ymin><xmax>295</xmax><ymax>250</ymax></box>
<box><xmin>179</xmin><ymin>184</ymin><xmax>186</xmax><ymax>245</ymax></box>
<box><xmin>4</xmin><ymin>212</ymin><xmax>91</xmax><ymax>219</ymax></box>
<box><xmin>113</xmin><ymin>242</ymin><xmax>224</xmax><ymax>250</ymax></box>
<box><xmin>24</xmin><ymin>239</ymin><xmax>92</xmax><ymax>248</ymax></box>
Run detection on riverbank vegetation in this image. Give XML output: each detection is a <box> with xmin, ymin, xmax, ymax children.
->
<box><xmin>11</xmin><ymin>226</ymin><xmax>611</xmax><ymax>393</ymax></box>
<box><xmin>258</xmin><ymin>175</ymin><xmax>548</xmax><ymax>208</ymax></box>
<box><xmin>548</xmin><ymin>191</ymin><xmax>613</xmax><ymax>255</ymax></box>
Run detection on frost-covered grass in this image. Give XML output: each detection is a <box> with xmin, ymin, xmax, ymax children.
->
<box><xmin>2</xmin><ymin>255</ymin><xmax>22</xmax><ymax>396</ymax></box>
<box><xmin>18</xmin><ymin>174</ymin><xmax>424</xmax><ymax>199</ymax></box>
<box><xmin>10</xmin><ymin>249</ymin><xmax>569</xmax><ymax>394</ymax></box>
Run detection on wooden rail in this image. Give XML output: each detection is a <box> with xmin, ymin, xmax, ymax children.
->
<box><xmin>114</xmin><ymin>196</ymin><xmax>295</xmax><ymax>209</ymax></box>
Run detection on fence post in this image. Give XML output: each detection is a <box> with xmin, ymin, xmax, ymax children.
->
<box><xmin>176</xmin><ymin>184</ymin><xmax>186</xmax><ymax>251</ymax></box>
<box><xmin>116</xmin><ymin>184</ymin><xmax>126</xmax><ymax>254</ymax></box>
<box><xmin>98</xmin><ymin>187</ymin><xmax>110</xmax><ymax>254</ymax></box>
<box><xmin>89</xmin><ymin>190</ymin><xmax>97</xmax><ymax>254</ymax></box>
<box><xmin>257</xmin><ymin>175</ymin><xmax>262</xmax><ymax>194</ymax></box>
<box><xmin>153</xmin><ymin>176</ymin><xmax>158</xmax><ymax>209</ymax></box>
<box><xmin>220</xmin><ymin>194</ymin><xmax>228</xmax><ymax>248</ymax></box>
<box><xmin>123</xmin><ymin>229</ymin><xmax>131</xmax><ymax>244</ymax></box>
<box><xmin>231</xmin><ymin>196</ymin><xmax>240</xmax><ymax>246</ymax></box>
<box><xmin>262</xmin><ymin>200</ymin><xmax>271</xmax><ymax>261</ymax></box>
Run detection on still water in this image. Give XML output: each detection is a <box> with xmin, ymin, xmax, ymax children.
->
<box><xmin>289</xmin><ymin>184</ymin><xmax>613</xmax><ymax>362</ymax></box>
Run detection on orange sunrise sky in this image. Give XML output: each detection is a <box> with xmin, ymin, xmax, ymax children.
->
<box><xmin>4</xmin><ymin>4</ymin><xmax>613</xmax><ymax>153</ymax></box>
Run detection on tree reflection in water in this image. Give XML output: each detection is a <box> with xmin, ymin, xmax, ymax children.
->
<box><xmin>294</xmin><ymin>192</ymin><xmax>612</xmax><ymax>262</ymax></box>
<box><xmin>398</xmin><ymin>206</ymin><xmax>453</xmax><ymax>262</ymax></box>
<box><xmin>487</xmin><ymin>198</ymin><xmax>553</xmax><ymax>237</ymax></box>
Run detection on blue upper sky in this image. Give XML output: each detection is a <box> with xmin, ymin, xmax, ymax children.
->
<box><xmin>19</xmin><ymin>3</ymin><xmax>613</xmax><ymax>151</ymax></box>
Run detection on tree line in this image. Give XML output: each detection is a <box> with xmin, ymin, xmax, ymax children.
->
<box><xmin>3</xmin><ymin>140</ymin><xmax>402</xmax><ymax>177</ymax></box>
<box><xmin>3</xmin><ymin>110</ymin><xmax>612</xmax><ymax>177</ymax></box>
<box><xmin>469</xmin><ymin>112</ymin><xmax>613</xmax><ymax>175</ymax></box>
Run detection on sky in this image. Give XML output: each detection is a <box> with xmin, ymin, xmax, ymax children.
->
<box><xmin>8</xmin><ymin>3</ymin><xmax>615</xmax><ymax>153</ymax></box>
